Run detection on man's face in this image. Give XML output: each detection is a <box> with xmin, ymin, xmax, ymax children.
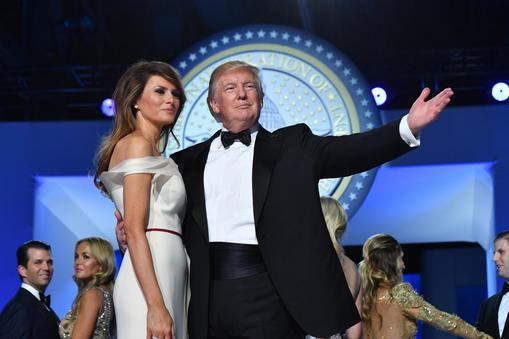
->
<box><xmin>493</xmin><ymin>238</ymin><xmax>509</xmax><ymax>280</ymax></box>
<box><xmin>18</xmin><ymin>248</ymin><xmax>54</xmax><ymax>292</ymax></box>
<box><xmin>208</xmin><ymin>67</ymin><xmax>262</xmax><ymax>133</ymax></box>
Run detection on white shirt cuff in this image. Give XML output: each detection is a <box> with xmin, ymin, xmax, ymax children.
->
<box><xmin>399</xmin><ymin>114</ymin><xmax>420</xmax><ymax>147</ymax></box>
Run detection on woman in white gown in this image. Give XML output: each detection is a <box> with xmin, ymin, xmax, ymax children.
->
<box><xmin>94</xmin><ymin>61</ymin><xmax>188</xmax><ymax>339</ymax></box>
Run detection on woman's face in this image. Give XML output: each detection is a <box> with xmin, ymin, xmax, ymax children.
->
<box><xmin>397</xmin><ymin>251</ymin><xmax>406</xmax><ymax>276</ymax></box>
<box><xmin>74</xmin><ymin>242</ymin><xmax>101</xmax><ymax>283</ymax></box>
<box><xmin>136</xmin><ymin>75</ymin><xmax>181</xmax><ymax>128</ymax></box>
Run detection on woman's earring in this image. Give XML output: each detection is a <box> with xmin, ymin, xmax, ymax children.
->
<box><xmin>134</xmin><ymin>104</ymin><xmax>139</xmax><ymax>110</ymax></box>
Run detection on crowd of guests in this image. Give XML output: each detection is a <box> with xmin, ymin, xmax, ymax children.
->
<box><xmin>1</xmin><ymin>225</ymin><xmax>506</xmax><ymax>339</ymax></box>
<box><xmin>317</xmin><ymin>198</ymin><xmax>494</xmax><ymax>339</ymax></box>
<box><xmin>0</xmin><ymin>238</ymin><xmax>116</xmax><ymax>339</ymax></box>
<box><xmin>0</xmin><ymin>59</ymin><xmax>502</xmax><ymax>339</ymax></box>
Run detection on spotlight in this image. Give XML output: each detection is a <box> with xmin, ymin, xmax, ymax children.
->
<box><xmin>101</xmin><ymin>98</ymin><xmax>115</xmax><ymax>117</ymax></box>
<box><xmin>492</xmin><ymin>82</ymin><xmax>509</xmax><ymax>102</ymax></box>
<box><xmin>371</xmin><ymin>87</ymin><xmax>387</xmax><ymax>106</ymax></box>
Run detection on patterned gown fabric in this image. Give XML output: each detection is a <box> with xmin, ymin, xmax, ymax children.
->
<box><xmin>100</xmin><ymin>156</ymin><xmax>188</xmax><ymax>339</ymax></box>
<box><xmin>365</xmin><ymin>282</ymin><xmax>492</xmax><ymax>339</ymax></box>
<box><xmin>59</xmin><ymin>286</ymin><xmax>114</xmax><ymax>338</ymax></box>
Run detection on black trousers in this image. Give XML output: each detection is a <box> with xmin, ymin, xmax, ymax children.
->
<box><xmin>208</xmin><ymin>271</ymin><xmax>304</xmax><ymax>339</ymax></box>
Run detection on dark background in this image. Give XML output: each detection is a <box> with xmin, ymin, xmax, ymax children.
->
<box><xmin>1</xmin><ymin>0</ymin><xmax>508</xmax><ymax>120</ymax></box>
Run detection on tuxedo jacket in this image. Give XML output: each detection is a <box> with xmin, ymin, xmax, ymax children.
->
<box><xmin>0</xmin><ymin>288</ymin><xmax>60</xmax><ymax>339</ymax></box>
<box><xmin>477</xmin><ymin>292</ymin><xmax>509</xmax><ymax>339</ymax></box>
<box><xmin>171</xmin><ymin>120</ymin><xmax>412</xmax><ymax>338</ymax></box>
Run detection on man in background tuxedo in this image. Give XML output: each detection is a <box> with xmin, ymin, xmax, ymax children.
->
<box><xmin>477</xmin><ymin>231</ymin><xmax>509</xmax><ymax>339</ymax></box>
<box><xmin>0</xmin><ymin>240</ymin><xmax>60</xmax><ymax>339</ymax></box>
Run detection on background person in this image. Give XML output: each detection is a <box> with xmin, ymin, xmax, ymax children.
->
<box><xmin>319</xmin><ymin>196</ymin><xmax>362</xmax><ymax>339</ymax></box>
<box><xmin>0</xmin><ymin>240</ymin><xmax>60</xmax><ymax>339</ymax></box>
<box><xmin>59</xmin><ymin>237</ymin><xmax>116</xmax><ymax>339</ymax></box>
<box><xmin>359</xmin><ymin>233</ymin><xmax>491</xmax><ymax>339</ymax></box>
<box><xmin>476</xmin><ymin>231</ymin><xmax>509</xmax><ymax>339</ymax></box>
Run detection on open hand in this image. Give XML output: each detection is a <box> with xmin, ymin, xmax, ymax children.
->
<box><xmin>407</xmin><ymin>87</ymin><xmax>454</xmax><ymax>135</ymax></box>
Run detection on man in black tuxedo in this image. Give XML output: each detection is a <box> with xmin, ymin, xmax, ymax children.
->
<box><xmin>0</xmin><ymin>240</ymin><xmax>60</xmax><ymax>339</ymax></box>
<box><xmin>169</xmin><ymin>60</ymin><xmax>454</xmax><ymax>339</ymax></box>
<box><xmin>477</xmin><ymin>231</ymin><xmax>509</xmax><ymax>339</ymax></box>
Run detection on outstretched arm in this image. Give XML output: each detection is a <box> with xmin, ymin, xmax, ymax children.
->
<box><xmin>407</xmin><ymin>87</ymin><xmax>454</xmax><ymax>135</ymax></box>
<box><xmin>406</xmin><ymin>303</ymin><xmax>492</xmax><ymax>339</ymax></box>
<box><xmin>394</xmin><ymin>283</ymin><xmax>491</xmax><ymax>339</ymax></box>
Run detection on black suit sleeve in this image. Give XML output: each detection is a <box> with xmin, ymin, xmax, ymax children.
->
<box><xmin>476</xmin><ymin>299</ymin><xmax>487</xmax><ymax>330</ymax></box>
<box><xmin>0</xmin><ymin>303</ymin><xmax>32</xmax><ymax>339</ymax></box>
<box><xmin>298</xmin><ymin>119</ymin><xmax>412</xmax><ymax>179</ymax></box>
<box><xmin>170</xmin><ymin>150</ymin><xmax>185</xmax><ymax>174</ymax></box>
<box><xmin>475</xmin><ymin>296</ymin><xmax>500</xmax><ymax>339</ymax></box>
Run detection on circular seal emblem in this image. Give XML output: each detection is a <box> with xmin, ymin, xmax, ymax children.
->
<box><xmin>167</xmin><ymin>24</ymin><xmax>382</xmax><ymax>218</ymax></box>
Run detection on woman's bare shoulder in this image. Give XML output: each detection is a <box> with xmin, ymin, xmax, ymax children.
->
<box><xmin>109</xmin><ymin>134</ymin><xmax>153</xmax><ymax>169</ymax></box>
<box><xmin>79</xmin><ymin>288</ymin><xmax>103</xmax><ymax>311</ymax></box>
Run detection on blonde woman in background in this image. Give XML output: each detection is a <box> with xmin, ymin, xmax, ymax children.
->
<box><xmin>320</xmin><ymin>196</ymin><xmax>362</xmax><ymax>339</ymax></box>
<box><xmin>59</xmin><ymin>237</ymin><xmax>116</xmax><ymax>339</ymax></box>
<box><xmin>358</xmin><ymin>233</ymin><xmax>491</xmax><ymax>339</ymax></box>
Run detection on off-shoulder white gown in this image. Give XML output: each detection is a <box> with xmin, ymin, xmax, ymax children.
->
<box><xmin>100</xmin><ymin>156</ymin><xmax>188</xmax><ymax>339</ymax></box>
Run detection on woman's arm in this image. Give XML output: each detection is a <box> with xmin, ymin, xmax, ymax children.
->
<box><xmin>70</xmin><ymin>288</ymin><xmax>102</xmax><ymax>339</ymax></box>
<box><xmin>405</xmin><ymin>304</ymin><xmax>492</xmax><ymax>339</ymax></box>
<box><xmin>394</xmin><ymin>283</ymin><xmax>492</xmax><ymax>339</ymax></box>
<box><xmin>344</xmin><ymin>322</ymin><xmax>362</xmax><ymax>339</ymax></box>
<box><xmin>344</xmin><ymin>283</ymin><xmax>362</xmax><ymax>339</ymax></box>
<box><xmin>341</xmin><ymin>256</ymin><xmax>362</xmax><ymax>339</ymax></box>
<box><xmin>124</xmin><ymin>170</ymin><xmax>173</xmax><ymax>339</ymax></box>
<box><xmin>119</xmin><ymin>136</ymin><xmax>174</xmax><ymax>339</ymax></box>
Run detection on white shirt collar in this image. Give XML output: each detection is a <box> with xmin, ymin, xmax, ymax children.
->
<box><xmin>220</xmin><ymin>123</ymin><xmax>260</xmax><ymax>134</ymax></box>
<box><xmin>21</xmin><ymin>282</ymin><xmax>42</xmax><ymax>300</ymax></box>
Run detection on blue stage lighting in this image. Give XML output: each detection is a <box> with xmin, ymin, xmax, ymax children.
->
<box><xmin>492</xmin><ymin>82</ymin><xmax>509</xmax><ymax>102</ymax></box>
<box><xmin>371</xmin><ymin>87</ymin><xmax>387</xmax><ymax>106</ymax></box>
<box><xmin>101</xmin><ymin>98</ymin><xmax>115</xmax><ymax>117</ymax></box>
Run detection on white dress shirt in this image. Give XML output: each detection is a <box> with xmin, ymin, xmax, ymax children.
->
<box><xmin>204</xmin><ymin>117</ymin><xmax>419</xmax><ymax>244</ymax></box>
<box><xmin>499</xmin><ymin>292</ymin><xmax>509</xmax><ymax>337</ymax></box>
<box><xmin>204</xmin><ymin>126</ymin><xmax>259</xmax><ymax>244</ymax></box>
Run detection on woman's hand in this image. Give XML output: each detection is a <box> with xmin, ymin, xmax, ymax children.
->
<box><xmin>146</xmin><ymin>304</ymin><xmax>174</xmax><ymax>339</ymax></box>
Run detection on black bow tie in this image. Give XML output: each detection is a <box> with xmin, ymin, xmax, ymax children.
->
<box><xmin>220</xmin><ymin>129</ymin><xmax>251</xmax><ymax>148</ymax></box>
<box><xmin>503</xmin><ymin>282</ymin><xmax>509</xmax><ymax>295</ymax></box>
<box><xmin>39</xmin><ymin>292</ymin><xmax>51</xmax><ymax>307</ymax></box>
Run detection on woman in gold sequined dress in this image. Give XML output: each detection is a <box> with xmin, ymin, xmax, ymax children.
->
<box><xmin>59</xmin><ymin>237</ymin><xmax>116</xmax><ymax>339</ymax></box>
<box><xmin>358</xmin><ymin>234</ymin><xmax>491</xmax><ymax>339</ymax></box>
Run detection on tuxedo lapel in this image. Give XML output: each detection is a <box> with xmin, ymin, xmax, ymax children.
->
<box><xmin>20</xmin><ymin>288</ymin><xmax>59</xmax><ymax>326</ymax></box>
<box><xmin>252</xmin><ymin>126</ymin><xmax>281</xmax><ymax>227</ymax></box>
<box><xmin>188</xmin><ymin>131</ymin><xmax>220</xmax><ymax>242</ymax></box>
